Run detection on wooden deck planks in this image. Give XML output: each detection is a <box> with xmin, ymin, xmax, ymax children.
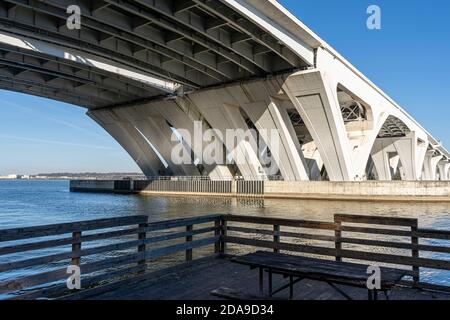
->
<box><xmin>66</xmin><ymin>257</ymin><xmax>449</xmax><ymax>301</ymax></box>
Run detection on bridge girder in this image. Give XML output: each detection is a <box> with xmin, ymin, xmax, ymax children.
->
<box><xmin>0</xmin><ymin>0</ymin><xmax>306</xmax><ymax>104</ymax></box>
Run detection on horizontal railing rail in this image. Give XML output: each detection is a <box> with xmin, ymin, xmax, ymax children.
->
<box><xmin>223</xmin><ymin>215</ymin><xmax>338</xmax><ymax>230</ymax></box>
<box><xmin>0</xmin><ymin>216</ymin><xmax>148</xmax><ymax>242</ymax></box>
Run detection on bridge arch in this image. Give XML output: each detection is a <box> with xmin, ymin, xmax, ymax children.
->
<box><xmin>367</xmin><ymin>114</ymin><xmax>428</xmax><ymax>181</ymax></box>
<box><xmin>337</xmin><ymin>84</ymin><xmax>374</xmax><ymax>132</ymax></box>
<box><xmin>334</xmin><ymin>82</ymin><xmax>377</xmax><ymax>181</ymax></box>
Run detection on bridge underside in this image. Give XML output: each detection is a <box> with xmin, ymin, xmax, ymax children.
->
<box><xmin>0</xmin><ymin>0</ymin><xmax>310</xmax><ymax>108</ymax></box>
<box><xmin>0</xmin><ymin>0</ymin><xmax>448</xmax><ymax>181</ymax></box>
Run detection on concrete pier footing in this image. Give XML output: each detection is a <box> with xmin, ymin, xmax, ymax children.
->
<box><xmin>70</xmin><ymin>180</ymin><xmax>450</xmax><ymax>202</ymax></box>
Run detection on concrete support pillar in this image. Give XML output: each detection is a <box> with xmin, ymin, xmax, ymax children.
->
<box><xmin>371</xmin><ymin>139</ymin><xmax>396</xmax><ymax>180</ymax></box>
<box><xmin>88</xmin><ymin>63</ymin><xmax>437</xmax><ymax>183</ymax></box>
<box><xmin>370</xmin><ymin>133</ymin><xmax>427</xmax><ymax>181</ymax></box>
<box><xmin>114</xmin><ymin>107</ymin><xmax>200</xmax><ymax>177</ymax></box>
<box><xmin>392</xmin><ymin>138</ymin><xmax>415</xmax><ymax>180</ymax></box>
<box><xmin>283</xmin><ymin>69</ymin><xmax>386</xmax><ymax>181</ymax></box>
<box><xmin>222</xmin><ymin>103</ymin><xmax>268</xmax><ymax>179</ymax></box>
<box><xmin>154</xmin><ymin>100</ymin><xmax>233</xmax><ymax>180</ymax></box>
<box><xmin>390</xmin><ymin>155</ymin><xmax>401</xmax><ymax>177</ymax></box>
<box><xmin>423</xmin><ymin>152</ymin><xmax>443</xmax><ymax>181</ymax></box>
<box><xmin>241</xmin><ymin>98</ymin><xmax>309</xmax><ymax>181</ymax></box>
<box><xmin>188</xmin><ymin>92</ymin><xmax>267</xmax><ymax>180</ymax></box>
<box><xmin>283</xmin><ymin>71</ymin><xmax>355</xmax><ymax>181</ymax></box>
<box><xmin>437</xmin><ymin>161</ymin><xmax>450</xmax><ymax>181</ymax></box>
<box><xmin>88</xmin><ymin>110</ymin><xmax>165</xmax><ymax>177</ymax></box>
<box><xmin>391</xmin><ymin>133</ymin><xmax>428</xmax><ymax>181</ymax></box>
<box><xmin>277</xmin><ymin>103</ymin><xmax>315</xmax><ymax>179</ymax></box>
<box><xmin>301</xmin><ymin>141</ymin><xmax>323</xmax><ymax>181</ymax></box>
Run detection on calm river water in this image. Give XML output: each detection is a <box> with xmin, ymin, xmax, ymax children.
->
<box><xmin>0</xmin><ymin>180</ymin><xmax>449</xmax><ymax>289</ymax></box>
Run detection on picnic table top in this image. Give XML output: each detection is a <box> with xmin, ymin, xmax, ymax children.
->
<box><xmin>231</xmin><ymin>251</ymin><xmax>408</xmax><ymax>288</ymax></box>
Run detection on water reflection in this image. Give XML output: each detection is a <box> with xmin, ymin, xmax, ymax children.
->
<box><xmin>134</xmin><ymin>194</ymin><xmax>450</xmax><ymax>230</ymax></box>
<box><xmin>1</xmin><ymin>180</ymin><xmax>448</xmax><ymax>230</ymax></box>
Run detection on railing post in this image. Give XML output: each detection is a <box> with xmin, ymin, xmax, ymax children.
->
<box><xmin>221</xmin><ymin>217</ymin><xmax>227</xmax><ymax>255</ymax></box>
<box><xmin>71</xmin><ymin>231</ymin><xmax>82</xmax><ymax>267</ymax></box>
<box><xmin>411</xmin><ymin>220</ymin><xmax>420</xmax><ymax>286</ymax></box>
<box><xmin>334</xmin><ymin>217</ymin><xmax>342</xmax><ymax>262</ymax></box>
<box><xmin>215</xmin><ymin>219</ymin><xmax>221</xmax><ymax>254</ymax></box>
<box><xmin>186</xmin><ymin>224</ymin><xmax>193</xmax><ymax>261</ymax></box>
<box><xmin>138</xmin><ymin>222</ymin><xmax>148</xmax><ymax>268</ymax></box>
<box><xmin>273</xmin><ymin>225</ymin><xmax>280</xmax><ymax>253</ymax></box>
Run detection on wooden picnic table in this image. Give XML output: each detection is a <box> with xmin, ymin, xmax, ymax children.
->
<box><xmin>231</xmin><ymin>251</ymin><xmax>408</xmax><ymax>300</ymax></box>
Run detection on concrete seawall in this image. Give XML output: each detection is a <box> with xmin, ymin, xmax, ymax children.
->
<box><xmin>70</xmin><ymin>179</ymin><xmax>132</xmax><ymax>193</ymax></box>
<box><xmin>264</xmin><ymin>181</ymin><xmax>450</xmax><ymax>202</ymax></box>
<box><xmin>70</xmin><ymin>180</ymin><xmax>450</xmax><ymax>202</ymax></box>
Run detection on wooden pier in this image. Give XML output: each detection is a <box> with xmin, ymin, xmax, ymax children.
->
<box><xmin>0</xmin><ymin>214</ymin><xmax>449</xmax><ymax>300</ymax></box>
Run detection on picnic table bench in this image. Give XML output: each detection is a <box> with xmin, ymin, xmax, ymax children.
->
<box><xmin>231</xmin><ymin>251</ymin><xmax>408</xmax><ymax>300</ymax></box>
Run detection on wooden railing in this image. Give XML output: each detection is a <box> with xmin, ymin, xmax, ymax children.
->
<box><xmin>0</xmin><ymin>215</ymin><xmax>221</xmax><ymax>299</ymax></box>
<box><xmin>0</xmin><ymin>213</ymin><xmax>449</xmax><ymax>299</ymax></box>
<box><xmin>223</xmin><ymin>214</ymin><xmax>450</xmax><ymax>292</ymax></box>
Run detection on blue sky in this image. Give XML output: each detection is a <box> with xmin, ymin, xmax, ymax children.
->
<box><xmin>1</xmin><ymin>0</ymin><xmax>449</xmax><ymax>174</ymax></box>
<box><xmin>0</xmin><ymin>91</ymin><xmax>138</xmax><ymax>174</ymax></box>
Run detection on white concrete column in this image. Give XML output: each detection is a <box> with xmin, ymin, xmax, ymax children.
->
<box><xmin>114</xmin><ymin>107</ymin><xmax>200</xmax><ymax>177</ymax></box>
<box><xmin>301</xmin><ymin>141</ymin><xmax>323</xmax><ymax>180</ymax></box>
<box><xmin>277</xmin><ymin>103</ymin><xmax>315</xmax><ymax>178</ymax></box>
<box><xmin>370</xmin><ymin>133</ymin><xmax>427</xmax><ymax>181</ymax></box>
<box><xmin>392</xmin><ymin>137</ymin><xmax>414</xmax><ymax>181</ymax></box>
<box><xmin>423</xmin><ymin>152</ymin><xmax>443</xmax><ymax>181</ymax></box>
<box><xmin>283</xmin><ymin>70</ymin><xmax>355</xmax><ymax>181</ymax></box>
<box><xmin>437</xmin><ymin>161</ymin><xmax>450</xmax><ymax>181</ymax></box>
<box><xmin>154</xmin><ymin>100</ymin><xmax>233</xmax><ymax>180</ymax></box>
<box><xmin>88</xmin><ymin>110</ymin><xmax>165</xmax><ymax>177</ymax></box>
<box><xmin>241</xmin><ymin>98</ymin><xmax>309</xmax><ymax>181</ymax></box>
<box><xmin>390</xmin><ymin>155</ymin><xmax>401</xmax><ymax>177</ymax></box>
<box><xmin>188</xmin><ymin>91</ymin><xmax>267</xmax><ymax>180</ymax></box>
<box><xmin>371</xmin><ymin>139</ymin><xmax>396</xmax><ymax>180</ymax></box>
<box><xmin>222</xmin><ymin>103</ymin><xmax>269</xmax><ymax>179</ymax></box>
<box><xmin>392</xmin><ymin>132</ymin><xmax>428</xmax><ymax>181</ymax></box>
<box><xmin>282</xmin><ymin>47</ymin><xmax>434</xmax><ymax>182</ymax></box>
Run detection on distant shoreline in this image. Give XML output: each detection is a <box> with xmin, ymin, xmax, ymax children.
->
<box><xmin>0</xmin><ymin>178</ymin><xmax>76</xmax><ymax>181</ymax></box>
<box><xmin>0</xmin><ymin>173</ymin><xmax>145</xmax><ymax>181</ymax></box>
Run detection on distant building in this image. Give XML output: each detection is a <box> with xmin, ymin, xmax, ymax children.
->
<box><xmin>0</xmin><ymin>174</ymin><xmax>19</xmax><ymax>180</ymax></box>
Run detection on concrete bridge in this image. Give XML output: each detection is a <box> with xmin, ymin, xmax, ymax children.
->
<box><xmin>0</xmin><ymin>0</ymin><xmax>449</xmax><ymax>181</ymax></box>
